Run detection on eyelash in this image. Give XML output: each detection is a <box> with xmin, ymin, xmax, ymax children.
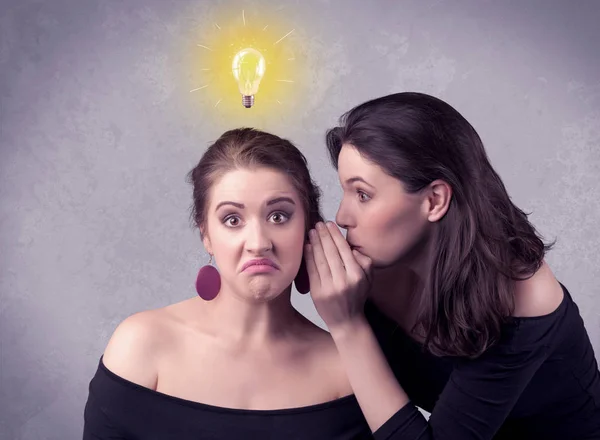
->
<box><xmin>269</xmin><ymin>211</ymin><xmax>290</xmax><ymax>224</ymax></box>
<box><xmin>357</xmin><ymin>190</ymin><xmax>371</xmax><ymax>203</ymax></box>
<box><xmin>222</xmin><ymin>211</ymin><xmax>291</xmax><ymax>227</ymax></box>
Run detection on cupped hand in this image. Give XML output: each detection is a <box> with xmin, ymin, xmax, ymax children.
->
<box><xmin>304</xmin><ymin>222</ymin><xmax>373</xmax><ymax>335</ymax></box>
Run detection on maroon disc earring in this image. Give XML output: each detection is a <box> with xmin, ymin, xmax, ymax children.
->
<box><xmin>294</xmin><ymin>257</ymin><xmax>310</xmax><ymax>294</ymax></box>
<box><xmin>196</xmin><ymin>254</ymin><xmax>221</xmax><ymax>301</ymax></box>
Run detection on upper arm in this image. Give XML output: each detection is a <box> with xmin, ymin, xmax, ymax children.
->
<box><xmin>102</xmin><ymin>311</ymin><xmax>164</xmax><ymax>389</ymax></box>
<box><xmin>417</xmin><ymin>274</ymin><xmax>565</xmax><ymax>439</ymax></box>
<box><xmin>374</xmin><ymin>346</ymin><xmax>549</xmax><ymax>440</ymax></box>
<box><xmin>429</xmin><ymin>344</ymin><xmax>548</xmax><ymax>439</ymax></box>
<box><xmin>427</xmin><ymin>300</ymin><xmax>569</xmax><ymax>440</ymax></box>
<box><xmin>369</xmin><ymin>332</ymin><xmax>550</xmax><ymax>440</ymax></box>
<box><xmin>371</xmin><ymin>271</ymin><xmax>567</xmax><ymax>440</ymax></box>
<box><xmin>83</xmin><ymin>393</ymin><xmax>128</xmax><ymax>440</ymax></box>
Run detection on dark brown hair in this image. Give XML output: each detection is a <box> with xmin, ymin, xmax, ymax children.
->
<box><xmin>187</xmin><ymin>127</ymin><xmax>323</xmax><ymax>235</ymax></box>
<box><xmin>326</xmin><ymin>92</ymin><xmax>554</xmax><ymax>358</ymax></box>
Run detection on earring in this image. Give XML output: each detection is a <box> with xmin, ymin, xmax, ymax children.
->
<box><xmin>294</xmin><ymin>257</ymin><xmax>310</xmax><ymax>294</ymax></box>
<box><xmin>196</xmin><ymin>254</ymin><xmax>221</xmax><ymax>301</ymax></box>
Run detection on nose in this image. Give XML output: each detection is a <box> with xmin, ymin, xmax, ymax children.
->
<box><xmin>335</xmin><ymin>197</ymin><xmax>354</xmax><ymax>231</ymax></box>
<box><xmin>244</xmin><ymin>220</ymin><xmax>273</xmax><ymax>254</ymax></box>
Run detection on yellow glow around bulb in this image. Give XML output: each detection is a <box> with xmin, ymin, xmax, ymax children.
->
<box><xmin>231</xmin><ymin>48</ymin><xmax>266</xmax><ymax>108</ymax></box>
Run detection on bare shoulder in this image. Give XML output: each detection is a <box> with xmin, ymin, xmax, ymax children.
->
<box><xmin>102</xmin><ymin>307</ymin><xmax>175</xmax><ymax>389</ymax></box>
<box><xmin>513</xmin><ymin>261</ymin><xmax>565</xmax><ymax>318</ymax></box>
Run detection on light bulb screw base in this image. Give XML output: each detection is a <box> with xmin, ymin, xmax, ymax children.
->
<box><xmin>242</xmin><ymin>95</ymin><xmax>254</xmax><ymax>108</ymax></box>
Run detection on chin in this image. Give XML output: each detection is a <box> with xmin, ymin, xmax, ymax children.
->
<box><xmin>364</xmin><ymin>249</ymin><xmax>408</xmax><ymax>270</ymax></box>
<box><xmin>371</xmin><ymin>258</ymin><xmax>399</xmax><ymax>270</ymax></box>
<box><xmin>246</xmin><ymin>278</ymin><xmax>289</xmax><ymax>302</ymax></box>
<box><xmin>355</xmin><ymin>247</ymin><xmax>386</xmax><ymax>268</ymax></box>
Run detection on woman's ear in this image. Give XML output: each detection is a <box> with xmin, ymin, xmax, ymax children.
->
<box><xmin>200</xmin><ymin>227</ymin><xmax>213</xmax><ymax>255</ymax></box>
<box><xmin>426</xmin><ymin>179</ymin><xmax>452</xmax><ymax>222</ymax></box>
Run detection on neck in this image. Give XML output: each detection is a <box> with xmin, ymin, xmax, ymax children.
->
<box><xmin>199</xmin><ymin>284</ymin><xmax>304</xmax><ymax>347</ymax></box>
<box><xmin>368</xmin><ymin>236</ymin><xmax>433</xmax><ymax>326</ymax></box>
<box><xmin>402</xmin><ymin>229</ymin><xmax>433</xmax><ymax>282</ymax></box>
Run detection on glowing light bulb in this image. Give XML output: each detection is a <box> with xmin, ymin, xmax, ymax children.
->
<box><xmin>232</xmin><ymin>48</ymin><xmax>266</xmax><ymax>108</ymax></box>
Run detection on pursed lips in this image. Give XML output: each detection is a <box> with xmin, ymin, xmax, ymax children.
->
<box><xmin>241</xmin><ymin>258</ymin><xmax>279</xmax><ymax>272</ymax></box>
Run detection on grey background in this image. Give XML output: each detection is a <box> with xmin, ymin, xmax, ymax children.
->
<box><xmin>1</xmin><ymin>0</ymin><xmax>599</xmax><ymax>438</ymax></box>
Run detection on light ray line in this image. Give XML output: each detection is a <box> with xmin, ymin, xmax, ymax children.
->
<box><xmin>274</xmin><ymin>29</ymin><xmax>294</xmax><ymax>45</ymax></box>
<box><xmin>190</xmin><ymin>85</ymin><xmax>209</xmax><ymax>92</ymax></box>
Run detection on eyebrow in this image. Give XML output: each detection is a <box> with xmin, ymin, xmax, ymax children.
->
<box><xmin>346</xmin><ymin>176</ymin><xmax>374</xmax><ymax>188</ymax></box>
<box><xmin>266</xmin><ymin>197</ymin><xmax>296</xmax><ymax>206</ymax></box>
<box><xmin>215</xmin><ymin>201</ymin><xmax>244</xmax><ymax>210</ymax></box>
<box><xmin>215</xmin><ymin>197</ymin><xmax>296</xmax><ymax>211</ymax></box>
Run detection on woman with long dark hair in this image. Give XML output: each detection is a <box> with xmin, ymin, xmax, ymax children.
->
<box><xmin>305</xmin><ymin>92</ymin><xmax>600</xmax><ymax>439</ymax></box>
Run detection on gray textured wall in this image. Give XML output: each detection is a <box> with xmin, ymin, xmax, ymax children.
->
<box><xmin>1</xmin><ymin>0</ymin><xmax>599</xmax><ymax>438</ymax></box>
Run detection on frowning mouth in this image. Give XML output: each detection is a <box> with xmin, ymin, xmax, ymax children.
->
<box><xmin>241</xmin><ymin>258</ymin><xmax>279</xmax><ymax>273</ymax></box>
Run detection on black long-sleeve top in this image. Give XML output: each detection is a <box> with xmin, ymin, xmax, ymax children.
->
<box><xmin>83</xmin><ymin>357</ymin><xmax>373</xmax><ymax>439</ymax></box>
<box><xmin>367</xmin><ymin>283</ymin><xmax>600</xmax><ymax>439</ymax></box>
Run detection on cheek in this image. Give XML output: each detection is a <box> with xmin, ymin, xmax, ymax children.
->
<box><xmin>208</xmin><ymin>228</ymin><xmax>240</xmax><ymax>268</ymax></box>
<box><xmin>283</xmin><ymin>225</ymin><xmax>306</xmax><ymax>255</ymax></box>
<box><xmin>211</xmin><ymin>240</ymin><xmax>236</xmax><ymax>270</ymax></box>
<box><xmin>361</xmin><ymin>203</ymin><xmax>427</xmax><ymax>264</ymax></box>
<box><xmin>274</xmin><ymin>223</ymin><xmax>305</xmax><ymax>269</ymax></box>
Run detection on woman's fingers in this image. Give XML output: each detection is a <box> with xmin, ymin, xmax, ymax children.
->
<box><xmin>308</xmin><ymin>228</ymin><xmax>333</xmax><ymax>284</ymax></box>
<box><xmin>352</xmin><ymin>249</ymin><xmax>373</xmax><ymax>283</ymax></box>
<box><xmin>325</xmin><ymin>222</ymin><xmax>363</xmax><ymax>274</ymax></box>
<box><xmin>303</xmin><ymin>244</ymin><xmax>321</xmax><ymax>291</ymax></box>
<box><xmin>308</xmin><ymin>222</ymin><xmax>372</xmax><ymax>299</ymax></box>
<box><xmin>305</xmin><ymin>223</ymin><xmax>371</xmax><ymax>330</ymax></box>
<box><xmin>315</xmin><ymin>223</ymin><xmax>347</xmax><ymax>279</ymax></box>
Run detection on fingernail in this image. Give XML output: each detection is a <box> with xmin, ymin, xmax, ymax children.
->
<box><xmin>310</xmin><ymin>229</ymin><xmax>317</xmax><ymax>238</ymax></box>
<box><xmin>316</xmin><ymin>222</ymin><xmax>325</xmax><ymax>230</ymax></box>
